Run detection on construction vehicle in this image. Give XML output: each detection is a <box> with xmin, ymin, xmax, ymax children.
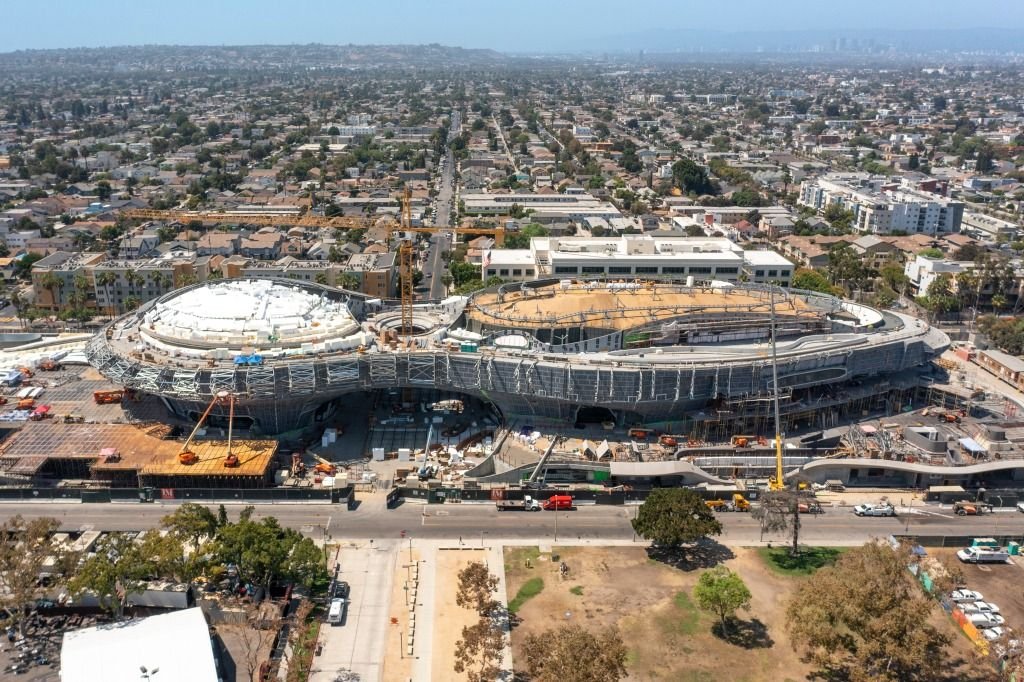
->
<box><xmin>17</xmin><ymin>367</ymin><xmax>33</xmax><ymax>379</ymax></box>
<box><xmin>38</xmin><ymin>359</ymin><xmax>61</xmax><ymax>371</ymax></box>
<box><xmin>29</xmin><ymin>405</ymin><xmax>51</xmax><ymax>421</ymax></box>
<box><xmin>706</xmin><ymin>494</ymin><xmax>751</xmax><ymax>512</ymax></box>
<box><xmin>496</xmin><ymin>496</ymin><xmax>541</xmax><ymax>511</ymax></box>
<box><xmin>798</xmin><ymin>500</ymin><xmax>824</xmax><ymax>514</ymax></box>
<box><xmin>767</xmin><ymin>287</ymin><xmax>786</xmax><ymax>491</ymax></box>
<box><xmin>17</xmin><ymin>398</ymin><xmax>35</xmax><ymax>410</ymax></box>
<box><xmin>311</xmin><ymin>453</ymin><xmax>337</xmax><ymax>476</ymax></box>
<box><xmin>124</xmin><ymin>194</ymin><xmax>506</xmax><ymax>340</ymax></box>
<box><xmin>953</xmin><ymin>500</ymin><xmax>994</xmax><ymax>516</ymax></box>
<box><xmin>290</xmin><ymin>453</ymin><xmax>307</xmax><ymax>477</ymax></box>
<box><xmin>658</xmin><ymin>435</ymin><xmax>678</xmax><ymax>447</ymax></box>
<box><xmin>63</xmin><ymin>414</ymin><xmax>85</xmax><ymax>424</ymax></box>
<box><xmin>178</xmin><ymin>390</ymin><xmax>232</xmax><ymax>466</ymax></box>
<box><xmin>938</xmin><ymin>412</ymin><xmax>962</xmax><ymax>424</ymax></box>
<box><xmin>628</xmin><ymin>428</ymin><xmax>653</xmax><ymax>440</ymax></box>
<box><xmin>731</xmin><ymin>435</ymin><xmax>753</xmax><ymax>448</ymax></box>
<box><xmin>93</xmin><ymin>390</ymin><xmax>125</xmax><ymax>405</ymax></box>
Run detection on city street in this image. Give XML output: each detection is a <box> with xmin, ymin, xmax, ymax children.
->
<box><xmin>3</xmin><ymin>499</ymin><xmax>1023</xmax><ymax>546</ymax></box>
<box><xmin>425</xmin><ymin>110</ymin><xmax>459</xmax><ymax>300</ymax></box>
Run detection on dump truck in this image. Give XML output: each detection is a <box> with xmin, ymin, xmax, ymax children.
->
<box><xmin>496</xmin><ymin>496</ymin><xmax>541</xmax><ymax>511</ymax></box>
<box><xmin>953</xmin><ymin>500</ymin><xmax>994</xmax><ymax>516</ymax></box>
<box><xmin>542</xmin><ymin>495</ymin><xmax>573</xmax><ymax>510</ymax></box>
<box><xmin>38</xmin><ymin>359</ymin><xmax>61</xmax><ymax>371</ymax></box>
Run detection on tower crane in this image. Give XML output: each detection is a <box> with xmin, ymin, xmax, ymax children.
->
<box><xmin>122</xmin><ymin>199</ymin><xmax>506</xmax><ymax>340</ymax></box>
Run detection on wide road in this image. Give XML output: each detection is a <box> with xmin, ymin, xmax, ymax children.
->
<box><xmin>3</xmin><ymin>501</ymin><xmax>1023</xmax><ymax>546</ymax></box>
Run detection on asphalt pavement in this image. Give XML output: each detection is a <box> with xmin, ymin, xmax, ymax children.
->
<box><xmin>3</xmin><ymin>499</ymin><xmax>1023</xmax><ymax>546</ymax></box>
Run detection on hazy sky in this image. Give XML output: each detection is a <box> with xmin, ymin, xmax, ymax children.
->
<box><xmin>6</xmin><ymin>0</ymin><xmax>1024</xmax><ymax>52</ymax></box>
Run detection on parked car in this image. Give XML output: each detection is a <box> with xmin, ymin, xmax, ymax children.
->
<box><xmin>983</xmin><ymin>627</ymin><xmax>1007</xmax><ymax>642</ymax></box>
<box><xmin>957</xmin><ymin>547</ymin><xmax>1010</xmax><ymax>564</ymax></box>
<box><xmin>961</xmin><ymin>601</ymin><xmax>1001</xmax><ymax>615</ymax></box>
<box><xmin>949</xmin><ymin>589</ymin><xmax>984</xmax><ymax>603</ymax></box>
<box><xmin>967</xmin><ymin>613</ymin><xmax>1006</xmax><ymax>628</ymax></box>
<box><xmin>336</xmin><ymin>581</ymin><xmax>350</xmax><ymax>599</ymax></box>
<box><xmin>1016</xmin><ymin>501</ymin><xmax>1024</xmax><ymax>513</ymax></box>
<box><xmin>853</xmin><ymin>503</ymin><xmax>896</xmax><ymax>517</ymax></box>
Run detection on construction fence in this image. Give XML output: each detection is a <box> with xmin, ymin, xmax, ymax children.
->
<box><xmin>0</xmin><ymin>485</ymin><xmax>355</xmax><ymax>505</ymax></box>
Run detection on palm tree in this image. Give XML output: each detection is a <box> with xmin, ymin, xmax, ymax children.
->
<box><xmin>96</xmin><ymin>271</ymin><xmax>118</xmax><ymax>318</ymax></box>
<box><xmin>125</xmin><ymin>270</ymin><xmax>144</xmax><ymax>295</ymax></box>
<box><xmin>314</xmin><ymin>272</ymin><xmax>328</xmax><ymax>286</ymax></box>
<box><xmin>9</xmin><ymin>291</ymin><xmax>25</xmax><ymax>328</ymax></box>
<box><xmin>38</xmin><ymin>272</ymin><xmax>63</xmax><ymax>313</ymax></box>
<box><xmin>338</xmin><ymin>273</ymin><xmax>360</xmax><ymax>291</ymax></box>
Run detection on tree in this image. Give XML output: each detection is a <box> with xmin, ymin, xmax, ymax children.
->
<box><xmin>823</xmin><ymin>203</ymin><xmax>854</xmax><ymax>231</ymax></box>
<box><xmin>786</xmin><ymin>541</ymin><xmax>952</xmax><ymax>682</ymax></box>
<box><xmin>96</xmin><ymin>270</ymin><xmax>118</xmax><ymax>318</ymax></box>
<box><xmin>38</xmin><ymin>272</ymin><xmax>63</xmax><ymax>311</ymax></box>
<box><xmin>337</xmin><ymin>273</ymin><xmax>360</xmax><ymax>291</ymax></box>
<box><xmin>453</xmin><ymin>619</ymin><xmax>504</xmax><ymax>682</ymax></box>
<box><xmin>671</xmin><ymin>158</ymin><xmax>715</xmax><ymax>196</ymax></box>
<box><xmin>213</xmin><ymin>514</ymin><xmax>326</xmax><ymax>591</ymax></box>
<box><xmin>162</xmin><ymin>503</ymin><xmax>219</xmax><ymax>551</ymax></box>
<box><xmin>0</xmin><ymin>516</ymin><xmax>65</xmax><ymax>636</ymax></box>
<box><xmin>790</xmin><ymin>268</ymin><xmax>834</xmax><ymax>294</ymax></box>
<box><xmin>919</xmin><ymin>273</ymin><xmax>960</xmax><ymax>320</ymax></box>
<box><xmin>878</xmin><ymin>264</ymin><xmax>909</xmax><ymax>294</ymax></box>
<box><xmin>631</xmin><ymin>488</ymin><xmax>722</xmax><ymax>551</ymax></box>
<box><xmin>752</xmin><ymin>489</ymin><xmax>804</xmax><ymax>556</ymax></box>
<box><xmin>521</xmin><ymin>625</ymin><xmax>628</xmax><ymax>682</ymax></box>
<box><xmin>827</xmin><ymin>244</ymin><xmax>868</xmax><ymax>293</ymax></box>
<box><xmin>693</xmin><ymin>566</ymin><xmax>752</xmax><ymax>634</ymax></box>
<box><xmin>96</xmin><ymin>180</ymin><xmax>112</xmax><ymax>201</ymax></box>
<box><xmin>455</xmin><ymin>561</ymin><xmax>499</xmax><ymax>617</ymax></box>
<box><xmin>70</xmin><ymin>532</ymin><xmax>152</xmax><ymax>619</ymax></box>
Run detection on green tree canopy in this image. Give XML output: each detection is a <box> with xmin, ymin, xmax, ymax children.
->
<box><xmin>790</xmin><ymin>268</ymin><xmax>835</xmax><ymax>294</ymax></box>
<box><xmin>631</xmin><ymin>488</ymin><xmax>722</xmax><ymax>550</ymax></box>
<box><xmin>671</xmin><ymin>158</ymin><xmax>715</xmax><ymax>196</ymax></box>
<box><xmin>693</xmin><ymin>566</ymin><xmax>752</xmax><ymax>634</ymax></box>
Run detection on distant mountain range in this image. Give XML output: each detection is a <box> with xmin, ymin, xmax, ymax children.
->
<box><xmin>564</xmin><ymin>28</ymin><xmax>1024</xmax><ymax>55</ymax></box>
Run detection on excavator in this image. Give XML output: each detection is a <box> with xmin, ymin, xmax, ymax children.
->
<box><xmin>178</xmin><ymin>391</ymin><xmax>239</xmax><ymax>466</ymax></box>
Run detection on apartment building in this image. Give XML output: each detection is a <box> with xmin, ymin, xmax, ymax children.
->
<box><xmin>30</xmin><ymin>252</ymin><xmax>107</xmax><ymax>311</ymax></box>
<box><xmin>799</xmin><ymin>173</ymin><xmax>964</xmax><ymax>235</ymax></box>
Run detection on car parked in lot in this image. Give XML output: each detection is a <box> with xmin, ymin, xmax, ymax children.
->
<box><xmin>983</xmin><ymin>627</ymin><xmax>1008</xmax><ymax>642</ymax></box>
<box><xmin>961</xmin><ymin>601</ymin><xmax>1001</xmax><ymax>615</ymax></box>
<box><xmin>949</xmin><ymin>589</ymin><xmax>984</xmax><ymax>603</ymax></box>
<box><xmin>853</xmin><ymin>503</ymin><xmax>896</xmax><ymax>517</ymax></box>
<box><xmin>967</xmin><ymin>613</ymin><xmax>1006</xmax><ymax>628</ymax></box>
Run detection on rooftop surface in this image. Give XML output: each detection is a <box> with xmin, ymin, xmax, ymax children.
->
<box><xmin>141</xmin><ymin>279</ymin><xmax>359</xmax><ymax>350</ymax></box>
<box><xmin>0</xmin><ymin>421</ymin><xmax>276</xmax><ymax>477</ymax></box>
<box><xmin>467</xmin><ymin>282</ymin><xmax>817</xmax><ymax>330</ymax></box>
<box><xmin>61</xmin><ymin>607</ymin><xmax>219</xmax><ymax>682</ymax></box>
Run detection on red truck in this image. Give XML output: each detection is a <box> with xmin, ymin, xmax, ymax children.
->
<box><xmin>542</xmin><ymin>495</ymin><xmax>573</xmax><ymax>511</ymax></box>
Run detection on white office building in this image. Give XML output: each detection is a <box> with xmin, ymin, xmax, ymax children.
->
<box><xmin>482</xmin><ymin>236</ymin><xmax>794</xmax><ymax>286</ymax></box>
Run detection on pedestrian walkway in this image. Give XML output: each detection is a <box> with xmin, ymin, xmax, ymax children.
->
<box><xmin>310</xmin><ymin>540</ymin><xmax>395</xmax><ymax>682</ymax></box>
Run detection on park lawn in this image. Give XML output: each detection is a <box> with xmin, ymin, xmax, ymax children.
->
<box><xmin>757</xmin><ymin>546</ymin><xmax>846</xmax><ymax>577</ymax></box>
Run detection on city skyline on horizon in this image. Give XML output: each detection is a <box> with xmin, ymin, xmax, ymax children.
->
<box><xmin>6</xmin><ymin>0</ymin><xmax>1024</xmax><ymax>53</ymax></box>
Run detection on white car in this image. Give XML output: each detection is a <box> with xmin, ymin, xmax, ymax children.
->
<box><xmin>983</xmin><ymin>627</ymin><xmax>1006</xmax><ymax>642</ymax></box>
<box><xmin>968</xmin><ymin>613</ymin><xmax>1006</xmax><ymax>628</ymax></box>
<box><xmin>961</xmin><ymin>601</ymin><xmax>1001</xmax><ymax>615</ymax></box>
<box><xmin>949</xmin><ymin>589</ymin><xmax>984</xmax><ymax>603</ymax></box>
<box><xmin>853</xmin><ymin>503</ymin><xmax>896</xmax><ymax>517</ymax></box>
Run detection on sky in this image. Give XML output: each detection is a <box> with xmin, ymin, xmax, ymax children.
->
<box><xmin>5</xmin><ymin>0</ymin><xmax>1024</xmax><ymax>53</ymax></box>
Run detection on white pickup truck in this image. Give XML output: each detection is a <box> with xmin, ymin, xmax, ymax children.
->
<box><xmin>853</xmin><ymin>503</ymin><xmax>896</xmax><ymax>517</ymax></box>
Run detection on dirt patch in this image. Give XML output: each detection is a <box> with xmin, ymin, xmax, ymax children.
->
<box><xmin>431</xmin><ymin>549</ymin><xmax>490</xmax><ymax>682</ymax></box>
<box><xmin>504</xmin><ymin>546</ymin><xmax>811</xmax><ymax>681</ymax></box>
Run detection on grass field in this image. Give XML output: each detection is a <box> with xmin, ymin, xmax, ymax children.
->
<box><xmin>508</xmin><ymin>576</ymin><xmax>544</xmax><ymax>614</ymax></box>
<box><xmin>757</xmin><ymin>546</ymin><xmax>845</xmax><ymax>576</ymax></box>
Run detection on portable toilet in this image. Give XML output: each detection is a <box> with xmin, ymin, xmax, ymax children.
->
<box><xmin>971</xmin><ymin>537</ymin><xmax>999</xmax><ymax>548</ymax></box>
<box><xmin>1008</xmin><ymin>541</ymin><xmax>1020</xmax><ymax>556</ymax></box>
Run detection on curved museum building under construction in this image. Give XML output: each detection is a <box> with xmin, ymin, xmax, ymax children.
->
<box><xmin>84</xmin><ymin>277</ymin><xmax>950</xmax><ymax>435</ymax></box>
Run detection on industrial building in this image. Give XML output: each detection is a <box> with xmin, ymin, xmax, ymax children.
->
<box><xmin>85</xmin><ymin>276</ymin><xmax>948</xmax><ymax>435</ymax></box>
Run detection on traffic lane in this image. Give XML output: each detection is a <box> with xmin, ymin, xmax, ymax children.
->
<box><xmin>3</xmin><ymin>503</ymin><xmax>1023</xmax><ymax>543</ymax></box>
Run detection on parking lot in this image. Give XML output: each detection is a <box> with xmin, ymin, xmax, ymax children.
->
<box><xmin>934</xmin><ymin>547</ymin><xmax>1024</xmax><ymax>640</ymax></box>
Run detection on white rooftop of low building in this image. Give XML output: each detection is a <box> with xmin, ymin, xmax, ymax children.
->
<box><xmin>486</xmin><ymin>249</ymin><xmax>536</xmax><ymax>265</ymax></box>
<box><xmin>60</xmin><ymin>607</ymin><xmax>218</xmax><ymax>682</ymax></box>
<box><xmin>742</xmin><ymin>250</ymin><xmax>795</xmax><ymax>266</ymax></box>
